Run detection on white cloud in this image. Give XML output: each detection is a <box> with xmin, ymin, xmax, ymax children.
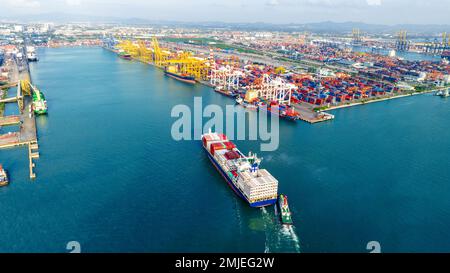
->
<box><xmin>366</xmin><ymin>0</ymin><xmax>382</xmax><ymax>6</ymax></box>
<box><xmin>66</xmin><ymin>0</ymin><xmax>82</xmax><ymax>6</ymax></box>
<box><xmin>7</xmin><ymin>0</ymin><xmax>41</xmax><ymax>8</ymax></box>
<box><xmin>266</xmin><ymin>0</ymin><xmax>280</xmax><ymax>6</ymax></box>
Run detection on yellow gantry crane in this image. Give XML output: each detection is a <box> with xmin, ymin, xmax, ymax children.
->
<box><xmin>114</xmin><ymin>37</ymin><xmax>211</xmax><ymax>80</ymax></box>
<box><xmin>20</xmin><ymin>79</ymin><xmax>32</xmax><ymax>96</ymax></box>
<box><xmin>165</xmin><ymin>51</ymin><xmax>210</xmax><ymax>81</ymax></box>
<box><xmin>116</xmin><ymin>40</ymin><xmax>139</xmax><ymax>57</ymax></box>
<box><xmin>136</xmin><ymin>40</ymin><xmax>152</xmax><ymax>63</ymax></box>
<box><xmin>152</xmin><ymin>37</ymin><xmax>171</xmax><ymax>67</ymax></box>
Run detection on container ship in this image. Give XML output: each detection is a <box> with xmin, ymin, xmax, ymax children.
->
<box><xmin>277</xmin><ymin>194</ymin><xmax>293</xmax><ymax>225</ymax></box>
<box><xmin>259</xmin><ymin>102</ymin><xmax>300</xmax><ymax>121</ymax></box>
<box><xmin>236</xmin><ymin>97</ymin><xmax>258</xmax><ymax>110</ymax></box>
<box><xmin>202</xmin><ymin>131</ymin><xmax>278</xmax><ymax>207</ymax></box>
<box><xmin>32</xmin><ymin>88</ymin><xmax>48</xmax><ymax>115</ymax></box>
<box><xmin>0</xmin><ymin>165</ymin><xmax>9</xmax><ymax>187</ymax></box>
<box><xmin>164</xmin><ymin>66</ymin><xmax>196</xmax><ymax>84</ymax></box>
<box><xmin>26</xmin><ymin>46</ymin><xmax>38</xmax><ymax>62</ymax></box>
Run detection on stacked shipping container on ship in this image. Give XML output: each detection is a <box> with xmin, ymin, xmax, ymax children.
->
<box><xmin>202</xmin><ymin>131</ymin><xmax>278</xmax><ymax>208</ymax></box>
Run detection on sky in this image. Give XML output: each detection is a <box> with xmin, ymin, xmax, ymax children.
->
<box><xmin>1</xmin><ymin>0</ymin><xmax>450</xmax><ymax>25</ymax></box>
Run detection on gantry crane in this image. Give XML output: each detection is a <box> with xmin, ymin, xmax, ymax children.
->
<box><xmin>137</xmin><ymin>40</ymin><xmax>152</xmax><ymax>63</ymax></box>
<box><xmin>396</xmin><ymin>30</ymin><xmax>410</xmax><ymax>51</ymax></box>
<box><xmin>165</xmin><ymin>51</ymin><xmax>210</xmax><ymax>81</ymax></box>
<box><xmin>116</xmin><ymin>40</ymin><xmax>139</xmax><ymax>57</ymax></box>
<box><xmin>152</xmin><ymin>37</ymin><xmax>171</xmax><ymax>67</ymax></box>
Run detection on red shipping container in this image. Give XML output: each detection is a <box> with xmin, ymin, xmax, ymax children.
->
<box><xmin>223</xmin><ymin>141</ymin><xmax>236</xmax><ymax>150</ymax></box>
<box><xmin>210</xmin><ymin>142</ymin><xmax>226</xmax><ymax>155</ymax></box>
<box><xmin>225</xmin><ymin>151</ymin><xmax>240</xmax><ymax>160</ymax></box>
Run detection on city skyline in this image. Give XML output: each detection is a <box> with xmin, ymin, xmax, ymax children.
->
<box><xmin>1</xmin><ymin>0</ymin><xmax>450</xmax><ymax>25</ymax></box>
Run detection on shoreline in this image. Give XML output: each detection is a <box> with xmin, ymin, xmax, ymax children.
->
<box><xmin>325</xmin><ymin>89</ymin><xmax>440</xmax><ymax>111</ymax></box>
<box><xmin>104</xmin><ymin>47</ymin><xmax>445</xmax><ymax>123</ymax></box>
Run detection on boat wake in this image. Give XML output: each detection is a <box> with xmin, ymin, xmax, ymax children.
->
<box><xmin>261</xmin><ymin>207</ymin><xmax>301</xmax><ymax>253</ymax></box>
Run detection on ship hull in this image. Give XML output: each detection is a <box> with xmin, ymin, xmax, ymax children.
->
<box><xmin>165</xmin><ymin>71</ymin><xmax>196</xmax><ymax>84</ymax></box>
<box><xmin>34</xmin><ymin>109</ymin><xmax>48</xmax><ymax>115</ymax></box>
<box><xmin>260</xmin><ymin>106</ymin><xmax>299</xmax><ymax>121</ymax></box>
<box><xmin>215</xmin><ymin>89</ymin><xmax>236</xmax><ymax>97</ymax></box>
<box><xmin>204</xmin><ymin>147</ymin><xmax>277</xmax><ymax>208</ymax></box>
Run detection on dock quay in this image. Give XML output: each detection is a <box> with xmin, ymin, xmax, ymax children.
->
<box><xmin>0</xmin><ymin>48</ymin><xmax>40</xmax><ymax>180</ymax></box>
<box><xmin>292</xmin><ymin>103</ymin><xmax>335</xmax><ymax>124</ymax></box>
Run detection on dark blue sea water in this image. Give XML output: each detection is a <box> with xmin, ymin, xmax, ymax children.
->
<box><xmin>0</xmin><ymin>47</ymin><xmax>449</xmax><ymax>253</ymax></box>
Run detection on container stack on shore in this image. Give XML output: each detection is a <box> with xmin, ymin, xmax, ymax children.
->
<box><xmin>103</xmin><ymin>36</ymin><xmax>449</xmax><ymax>121</ymax></box>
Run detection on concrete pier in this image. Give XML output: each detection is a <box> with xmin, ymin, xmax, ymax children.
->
<box><xmin>293</xmin><ymin>103</ymin><xmax>335</xmax><ymax>124</ymax></box>
<box><xmin>0</xmin><ymin>48</ymin><xmax>40</xmax><ymax>180</ymax></box>
<box><xmin>0</xmin><ymin>115</ymin><xmax>20</xmax><ymax>126</ymax></box>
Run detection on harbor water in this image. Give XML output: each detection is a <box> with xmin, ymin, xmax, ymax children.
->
<box><xmin>351</xmin><ymin>45</ymin><xmax>442</xmax><ymax>62</ymax></box>
<box><xmin>0</xmin><ymin>47</ymin><xmax>449</xmax><ymax>253</ymax></box>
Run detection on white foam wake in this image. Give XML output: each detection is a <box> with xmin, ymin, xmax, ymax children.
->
<box><xmin>260</xmin><ymin>206</ymin><xmax>301</xmax><ymax>253</ymax></box>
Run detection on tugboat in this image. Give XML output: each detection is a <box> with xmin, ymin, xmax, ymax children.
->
<box><xmin>277</xmin><ymin>194</ymin><xmax>293</xmax><ymax>225</ymax></box>
<box><xmin>0</xmin><ymin>165</ymin><xmax>9</xmax><ymax>187</ymax></box>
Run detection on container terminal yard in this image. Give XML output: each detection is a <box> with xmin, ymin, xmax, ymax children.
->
<box><xmin>0</xmin><ymin>18</ymin><xmax>450</xmax><ymax>255</ymax></box>
<box><xmin>100</xmin><ymin>32</ymin><xmax>449</xmax><ymax>123</ymax></box>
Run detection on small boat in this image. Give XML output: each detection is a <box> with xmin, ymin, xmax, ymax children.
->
<box><xmin>277</xmin><ymin>194</ymin><xmax>293</xmax><ymax>225</ymax></box>
<box><xmin>436</xmin><ymin>89</ymin><xmax>449</xmax><ymax>98</ymax></box>
<box><xmin>0</xmin><ymin>165</ymin><xmax>9</xmax><ymax>187</ymax></box>
<box><xmin>245</xmin><ymin>103</ymin><xmax>259</xmax><ymax>111</ymax></box>
<box><xmin>236</xmin><ymin>97</ymin><xmax>258</xmax><ymax>110</ymax></box>
<box><xmin>215</xmin><ymin>86</ymin><xmax>236</xmax><ymax>97</ymax></box>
